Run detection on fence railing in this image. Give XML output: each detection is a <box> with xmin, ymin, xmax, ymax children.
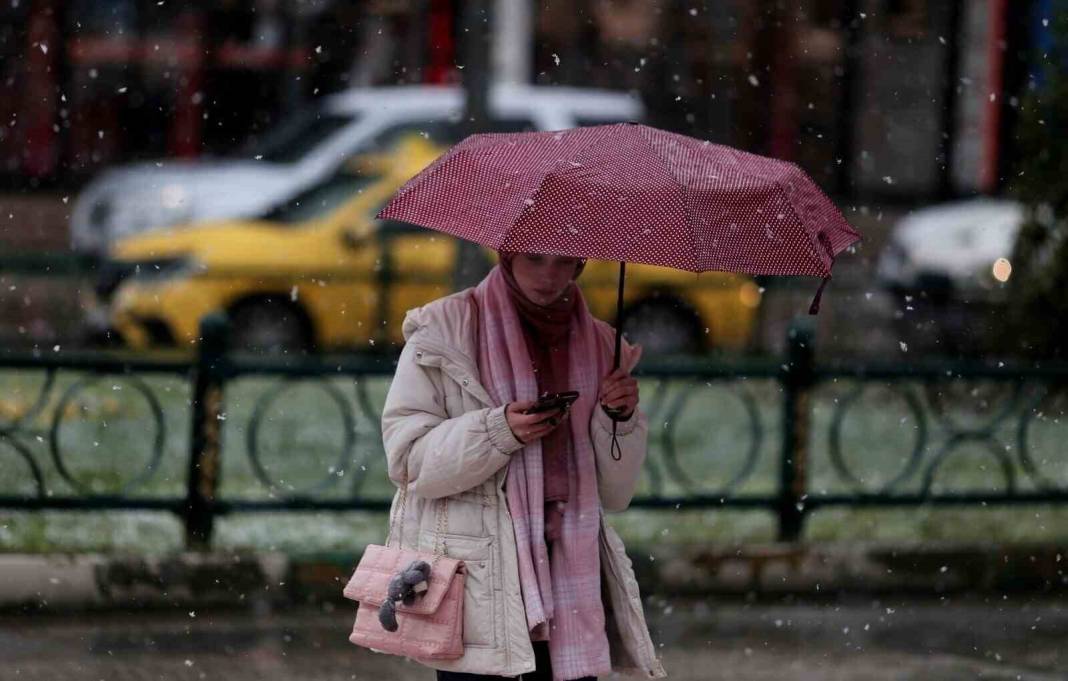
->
<box><xmin>2</xmin><ymin>313</ymin><xmax>1067</xmax><ymax>549</ymax></box>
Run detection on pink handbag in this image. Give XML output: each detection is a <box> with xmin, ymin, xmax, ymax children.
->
<box><xmin>343</xmin><ymin>475</ymin><xmax>466</xmax><ymax>661</ymax></box>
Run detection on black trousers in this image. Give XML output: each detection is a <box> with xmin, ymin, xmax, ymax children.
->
<box><xmin>434</xmin><ymin>640</ymin><xmax>596</xmax><ymax>681</ymax></box>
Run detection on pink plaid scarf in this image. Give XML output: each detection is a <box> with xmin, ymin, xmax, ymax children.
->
<box><xmin>473</xmin><ymin>265</ymin><xmax>612</xmax><ymax>681</ymax></box>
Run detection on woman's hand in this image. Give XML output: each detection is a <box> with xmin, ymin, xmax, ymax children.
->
<box><xmin>599</xmin><ymin>368</ymin><xmax>639</xmax><ymax>420</ymax></box>
<box><xmin>505</xmin><ymin>400</ymin><xmax>568</xmax><ymax>445</ymax></box>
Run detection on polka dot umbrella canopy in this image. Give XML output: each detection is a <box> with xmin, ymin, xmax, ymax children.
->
<box><xmin>377</xmin><ymin>122</ymin><xmax>861</xmax><ymax>364</ymax></box>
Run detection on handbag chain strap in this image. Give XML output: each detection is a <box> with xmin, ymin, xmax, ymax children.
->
<box><xmin>431</xmin><ymin>495</ymin><xmax>448</xmax><ymax>568</ymax></box>
<box><xmin>387</xmin><ymin>470</ymin><xmax>454</xmax><ymax>567</ymax></box>
<box><xmin>386</xmin><ymin>478</ymin><xmax>405</xmax><ymax>550</ymax></box>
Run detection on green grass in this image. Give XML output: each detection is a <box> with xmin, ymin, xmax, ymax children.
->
<box><xmin>1</xmin><ymin>368</ymin><xmax>1067</xmax><ymax>554</ymax></box>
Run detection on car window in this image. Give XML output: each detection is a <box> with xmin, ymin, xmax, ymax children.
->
<box><xmin>260</xmin><ymin>170</ymin><xmax>376</xmax><ymax>223</ymax></box>
<box><xmin>374</xmin><ymin>220</ymin><xmax>429</xmax><ymax>241</ymax></box>
<box><xmin>364</xmin><ymin>119</ymin><xmax>536</xmax><ymax>236</ymax></box>
<box><xmin>365</xmin><ymin>118</ymin><xmax>537</xmax><ymax>151</ymax></box>
<box><xmin>236</xmin><ymin>107</ymin><xmax>355</xmax><ymax>164</ymax></box>
<box><xmin>479</xmin><ymin>119</ymin><xmax>539</xmax><ymax>134</ymax></box>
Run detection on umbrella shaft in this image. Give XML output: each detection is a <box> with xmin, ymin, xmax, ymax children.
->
<box><xmin>613</xmin><ymin>261</ymin><xmax>626</xmax><ymax>371</ymax></box>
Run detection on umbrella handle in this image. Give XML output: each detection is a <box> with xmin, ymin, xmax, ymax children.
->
<box><xmin>808</xmin><ymin>275</ymin><xmax>831</xmax><ymax>315</ymax></box>
<box><xmin>609</xmin><ymin>422</ymin><xmax>623</xmax><ymax>461</ymax></box>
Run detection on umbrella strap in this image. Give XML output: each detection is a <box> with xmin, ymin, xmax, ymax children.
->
<box><xmin>808</xmin><ymin>275</ymin><xmax>831</xmax><ymax>315</ymax></box>
<box><xmin>610</xmin><ymin>420</ymin><xmax>623</xmax><ymax>461</ymax></box>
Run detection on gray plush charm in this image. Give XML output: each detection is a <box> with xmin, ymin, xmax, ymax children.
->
<box><xmin>386</xmin><ymin>573</ymin><xmax>407</xmax><ymax>602</ymax></box>
<box><xmin>377</xmin><ymin>559</ymin><xmax>433</xmax><ymax>631</ymax></box>
<box><xmin>404</xmin><ymin>560</ymin><xmax>432</xmax><ymax>590</ymax></box>
<box><xmin>378</xmin><ymin>599</ymin><xmax>398</xmax><ymax>632</ymax></box>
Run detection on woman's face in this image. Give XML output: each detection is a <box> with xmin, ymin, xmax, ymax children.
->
<box><xmin>509</xmin><ymin>253</ymin><xmax>582</xmax><ymax>306</ymax></box>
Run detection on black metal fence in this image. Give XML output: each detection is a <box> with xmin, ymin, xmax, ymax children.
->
<box><xmin>2</xmin><ymin>313</ymin><xmax>1067</xmax><ymax>549</ymax></box>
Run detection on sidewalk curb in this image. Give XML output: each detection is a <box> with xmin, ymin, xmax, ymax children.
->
<box><xmin>0</xmin><ymin>551</ymin><xmax>289</xmax><ymax>612</ymax></box>
<box><xmin>648</xmin><ymin>542</ymin><xmax>1068</xmax><ymax>596</ymax></box>
<box><xmin>2</xmin><ymin>543</ymin><xmax>1066</xmax><ymax>613</ymax></box>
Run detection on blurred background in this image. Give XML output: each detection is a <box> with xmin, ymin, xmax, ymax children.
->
<box><xmin>2</xmin><ymin>4</ymin><xmax>1068</xmax><ymax>679</ymax></box>
<box><xmin>1</xmin><ymin>0</ymin><xmax>1063</xmax><ymax>361</ymax></box>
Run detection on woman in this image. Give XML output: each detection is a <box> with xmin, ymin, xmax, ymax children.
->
<box><xmin>380</xmin><ymin>251</ymin><xmax>668</xmax><ymax>681</ymax></box>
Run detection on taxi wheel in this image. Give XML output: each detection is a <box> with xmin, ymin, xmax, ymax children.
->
<box><xmin>228</xmin><ymin>298</ymin><xmax>314</xmax><ymax>355</ymax></box>
<box><xmin>620</xmin><ymin>298</ymin><xmax>704</xmax><ymax>355</ymax></box>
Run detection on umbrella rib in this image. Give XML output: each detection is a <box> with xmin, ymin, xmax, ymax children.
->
<box><xmin>775</xmin><ymin>178</ymin><xmax>833</xmax><ymax>277</ymax></box>
<box><xmin>505</xmin><ymin>127</ymin><xmax>639</xmax><ymax>255</ymax></box>
<box><xmin>632</xmin><ymin>129</ymin><xmax>702</xmax><ymax>272</ymax></box>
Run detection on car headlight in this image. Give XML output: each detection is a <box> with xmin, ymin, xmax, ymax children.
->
<box><xmin>970</xmin><ymin>257</ymin><xmax>1013</xmax><ymax>291</ymax></box>
<box><xmin>991</xmin><ymin>257</ymin><xmax>1012</xmax><ymax>283</ymax></box>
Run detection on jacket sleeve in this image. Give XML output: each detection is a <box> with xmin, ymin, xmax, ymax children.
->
<box><xmin>381</xmin><ymin>341</ymin><xmax>524</xmax><ymax>499</ymax></box>
<box><xmin>591</xmin><ymin>404</ymin><xmax>648</xmax><ymax>512</ymax></box>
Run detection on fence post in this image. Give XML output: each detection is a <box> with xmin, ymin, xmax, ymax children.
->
<box><xmin>184</xmin><ymin>312</ymin><xmax>230</xmax><ymax>550</ymax></box>
<box><xmin>778</xmin><ymin>317</ymin><xmax>815</xmax><ymax>542</ymax></box>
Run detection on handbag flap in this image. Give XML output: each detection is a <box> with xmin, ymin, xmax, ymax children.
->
<box><xmin>342</xmin><ymin>543</ymin><xmax>464</xmax><ymax>615</ymax></box>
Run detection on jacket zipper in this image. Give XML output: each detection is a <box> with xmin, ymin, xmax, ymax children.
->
<box><xmin>411</xmin><ymin>336</ymin><xmax>533</xmax><ymax>674</ymax></box>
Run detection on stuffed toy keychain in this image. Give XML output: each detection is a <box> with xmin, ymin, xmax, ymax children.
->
<box><xmin>378</xmin><ymin>560</ymin><xmax>432</xmax><ymax>632</ymax></box>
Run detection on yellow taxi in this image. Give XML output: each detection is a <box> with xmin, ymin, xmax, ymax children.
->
<box><xmin>97</xmin><ymin>135</ymin><xmax>760</xmax><ymax>355</ymax></box>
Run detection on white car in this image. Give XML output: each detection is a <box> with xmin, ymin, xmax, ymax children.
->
<box><xmin>876</xmin><ymin>197</ymin><xmax>1026</xmax><ymax>355</ymax></box>
<box><xmin>876</xmin><ymin>197</ymin><xmax>1025</xmax><ymax>301</ymax></box>
<box><xmin>71</xmin><ymin>84</ymin><xmax>644</xmax><ymax>255</ymax></box>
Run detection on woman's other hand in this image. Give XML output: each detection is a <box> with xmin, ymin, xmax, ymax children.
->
<box><xmin>599</xmin><ymin>368</ymin><xmax>639</xmax><ymax>420</ymax></box>
<box><xmin>505</xmin><ymin>401</ymin><xmax>568</xmax><ymax>444</ymax></box>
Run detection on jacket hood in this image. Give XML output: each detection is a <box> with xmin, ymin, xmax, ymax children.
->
<box><xmin>401</xmin><ymin>288</ymin><xmax>479</xmax><ymax>350</ymax></box>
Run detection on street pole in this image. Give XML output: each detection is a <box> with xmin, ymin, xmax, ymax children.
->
<box><xmin>461</xmin><ymin>0</ymin><xmax>492</xmax><ymax>135</ymax></box>
<box><xmin>493</xmin><ymin>0</ymin><xmax>531</xmax><ymax>85</ymax></box>
<box><xmin>456</xmin><ymin>0</ymin><xmax>493</xmax><ymax>288</ymax></box>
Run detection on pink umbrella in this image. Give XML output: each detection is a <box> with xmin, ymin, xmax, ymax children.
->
<box><xmin>378</xmin><ymin>122</ymin><xmax>861</xmax><ymax>369</ymax></box>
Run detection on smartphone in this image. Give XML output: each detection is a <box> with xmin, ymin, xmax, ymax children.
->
<box><xmin>522</xmin><ymin>391</ymin><xmax>580</xmax><ymax>415</ymax></box>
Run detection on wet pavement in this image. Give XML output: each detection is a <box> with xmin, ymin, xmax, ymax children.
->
<box><xmin>3</xmin><ymin>595</ymin><xmax>1067</xmax><ymax>680</ymax></box>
